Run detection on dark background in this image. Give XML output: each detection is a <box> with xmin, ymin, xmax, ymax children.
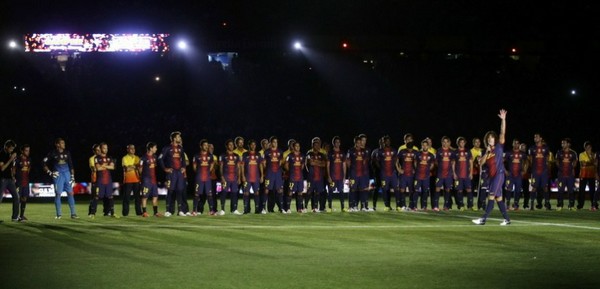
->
<box><xmin>1</xmin><ymin>1</ymin><xmax>598</xmax><ymax>183</ymax></box>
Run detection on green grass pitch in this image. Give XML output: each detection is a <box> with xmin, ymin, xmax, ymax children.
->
<box><xmin>1</xmin><ymin>199</ymin><xmax>599</xmax><ymax>289</ymax></box>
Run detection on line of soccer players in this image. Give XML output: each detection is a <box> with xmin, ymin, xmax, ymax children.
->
<box><xmin>0</xmin><ymin>133</ymin><xmax>598</xmax><ymax>221</ymax></box>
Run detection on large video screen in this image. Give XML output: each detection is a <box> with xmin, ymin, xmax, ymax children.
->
<box><xmin>24</xmin><ymin>33</ymin><xmax>170</xmax><ymax>53</ymax></box>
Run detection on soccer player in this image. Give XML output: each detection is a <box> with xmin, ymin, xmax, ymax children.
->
<box><xmin>88</xmin><ymin>144</ymin><xmax>102</xmax><ymax>217</ymax></box>
<box><xmin>370</xmin><ymin>137</ymin><xmax>384</xmax><ymax>211</ymax></box>
<box><xmin>435</xmin><ymin>136</ymin><xmax>455</xmax><ymax>211</ymax></box>
<box><xmin>327</xmin><ymin>136</ymin><xmax>347</xmax><ymax>212</ymax></box>
<box><xmin>219</xmin><ymin>139</ymin><xmax>242</xmax><ymax>215</ymax></box>
<box><xmin>398</xmin><ymin>134</ymin><xmax>417</xmax><ymax>210</ymax></box>
<box><xmin>263</xmin><ymin>136</ymin><xmax>284</xmax><ymax>213</ymax></box>
<box><xmin>414</xmin><ymin>139</ymin><xmax>435</xmax><ymax>210</ymax></box>
<box><xmin>233</xmin><ymin>136</ymin><xmax>247</xmax><ymax>158</ymax></box>
<box><xmin>519</xmin><ymin>143</ymin><xmax>531</xmax><ymax>209</ymax></box>
<box><xmin>528</xmin><ymin>133</ymin><xmax>551</xmax><ymax>210</ymax></box>
<box><xmin>158</xmin><ymin>131</ymin><xmax>189</xmax><ymax>217</ymax></box>
<box><xmin>359</xmin><ymin>134</ymin><xmax>372</xmax><ymax>211</ymax></box>
<box><xmin>577</xmin><ymin>141</ymin><xmax>597</xmax><ymax>210</ymax></box>
<box><xmin>139</xmin><ymin>142</ymin><xmax>162</xmax><ymax>217</ymax></box>
<box><xmin>257</xmin><ymin>138</ymin><xmax>270</xmax><ymax>212</ymax></box>
<box><xmin>347</xmin><ymin>135</ymin><xmax>372</xmax><ymax>212</ymax></box>
<box><xmin>259</xmin><ymin>139</ymin><xmax>270</xmax><ymax>157</ymax></box>
<box><xmin>306</xmin><ymin>137</ymin><xmax>327</xmax><ymax>212</ymax></box>
<box><xmin>208</xmin><ymin>143</ymin><xmax>219</xmax><ymax>213</ymax></box>
<box><xmin>15</xmin><ymin>144</ymin><xmax>31</xmax><ymax>221</ymax></box>
<box><xmin>471</xmin><ymin>137</ymin><xmax>485</xmax><ymax>210</ymax></box>
<box><xmin>425</xmin><ymin>137</ymin><xmax>439</xmax><ymax>207</ymax></box>
<box><xmin>122</xmin><ymin>144</ymin><xmax>142</xmax><ymax>216</ymax></box>
<box><xmin>282</xmin><ymin>139</ymin><xmax>296</xmax><ymax>213</ymax></box>
<box><xmin>193</xmin><ymin>140</ymin><xmax>215</xmax><ymax>215</ymax></box>
<box><xmin>285</xmin><ymin>141</ymin><xmax>305</xmax><ymax>213</ymax></box>
<box><xmin>0</xmin><ymin>140</ymin><xmax>20</xmax><ymax>222</ymax></box>
<box><xmin>504</xmin><ymin>139</ymin><xmax>526</xmax><ymax>210</ymax></box>
<box><xmin>376</xmin><ymin>135</ymin><xmax>400</xmax><ymax>211</ymax></box>
<box><xmin>398</xmin><ymin>133</ymin><xmax>419</xmax><ymax>152</ymax></box>
<box><xmin>233</xmin><ymin>136</ymin><xmax>247</xmax><ymax>201</ymax></box>
<box><xmin>43</xmin><ymin>138</ymin><xmax>78</xmax><ymax>219</ymax></box>
<box><xmin>555</xmin><ymin>138</ymin><xmax>578</xmax><ymax>211</ymax></box>
<box><xmin>94</xmin><ymin>142</ymin><xmax>117</xmax><ymax>217</ymax></box>
<box><xmin>472</xmin><ymin>109</ymin><xmax>511</xmax><ymax>226</ymax></box>
<box><xmin>241</xmin><ymin>140</ymin><xmax>263</xmax><ymax>214</ymax></box>
<box><xmin>452</xmin><ymin>137</ymin><xmax>471</xmax><ymax>211</ymax></box>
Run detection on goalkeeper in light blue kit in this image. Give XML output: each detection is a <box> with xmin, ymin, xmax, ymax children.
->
<box><xmin>43</xmin><ymin>138</ymin><xmax>78</xmax><ymax>219</ymax></box>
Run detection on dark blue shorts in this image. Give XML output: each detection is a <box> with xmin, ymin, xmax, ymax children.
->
<box><xmin>307</xmin><ymin>180</ymin><xmax>325</xmax><ymax>193</ymax></box>
<box><xmin>381</xmin><ymin>175</ymin><xmax>399</xmax><ymax>191</ymax></box>
<box><xmin>289</xmin><ymin>180</ymin><xmax>304</xmax><ymax>193</ymax></box>
<box><xmin>97</xmin><ymin>183</ymin><xmax>113</xmax><ymax>198</ymax></box>
<box><xmin>349</xmin><ymin>175</ymin><xmax>370</xmax><ymax>191</ymax></box>
<box><xmin>195</xmin><ymin>180</ymin><xmax>212</xmax><ymax>196</ymax></box>
<box><xmin>399</xmin><ymin>175</ymin><xmax>414</xmax><ymax>191</ymax></box>
<box><xmin>142</xmin><ymin>182</ymin><xmax>158</xmax><ymax>198</ymax></box>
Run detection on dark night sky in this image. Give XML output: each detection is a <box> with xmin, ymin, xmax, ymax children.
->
<box><xmin>2</xmin><ymin>1</ymin><xmax>598</xmax><ymax>44</ymax></box>
<box><xmin>1</xmin><ymin>1</ymin><xmax>599</xmax><ymax>181</ymax></box>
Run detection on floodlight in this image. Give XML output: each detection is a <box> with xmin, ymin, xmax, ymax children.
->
<box><xmin>178</xmin><ymin>40</ymin><xmax>188</xmax><ymax>50</ymax></box>
<box><xmin>294</xmin><ymin>41</ymin><xmax>302</xmax><ymax>50</ymax></box>
<box><xmin>9</xmin><ymin>40</ymin><xmax>17</xmax><ymax>49</ymax></box>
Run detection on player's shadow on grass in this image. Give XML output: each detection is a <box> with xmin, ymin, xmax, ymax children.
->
<box><xmin>9</xmin><ymin>223</ymin><xmax>176</xmax><ymax>266</ymax></box>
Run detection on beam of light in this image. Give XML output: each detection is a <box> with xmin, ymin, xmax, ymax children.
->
<box><xmin>293</xmin><ymin>41</ymin><xmax>302</xmax><ymax>50</ymax></box>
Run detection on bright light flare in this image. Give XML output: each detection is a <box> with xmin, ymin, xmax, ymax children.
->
<box><xmin>177</xmin><ymin>40</ymin><xmax>188</xmax><ymax>50</ymax></box>
<box><xmin>293</xmin><ymin>41</ymin><xmax>302</xmax><ymax>50</ymax></box>
<box><xmin>8</xmin><ymin>40</ymin><xmax>17</xmax><ymax>49</ymax></box>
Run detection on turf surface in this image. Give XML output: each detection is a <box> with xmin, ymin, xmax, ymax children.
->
<box><xmin>1</xmin><ymin>200</ymin><xmax>599</xmax><ymax>289</ymax></box>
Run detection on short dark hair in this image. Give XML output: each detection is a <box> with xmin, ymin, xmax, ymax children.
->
<box><xmin>4</xmin><ymin>140</ymin><xmax>16</xmax><ymax>148</ymax></box>
<box><xmin>170</xmin><ymin>131</ymin><xmax>181</xmax><ymax>141</ymax></box>
<box><xmin>146</xmin><ymin>142</ymin><xmax>157</xmax><ymax>151</ymax></box>
<box><xmin>331</xmin><ymin>136</ymin><xmax>340</xmax><ymax>145</ymax></box>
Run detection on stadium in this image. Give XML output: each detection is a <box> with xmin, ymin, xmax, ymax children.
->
<box><xmin>1</xmin><ymin>1</ymin><xmax>599</xmax><ymax>289</ymax></box>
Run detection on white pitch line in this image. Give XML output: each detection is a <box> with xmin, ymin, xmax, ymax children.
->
<box><xmin>42</xmin><ymin>223</ymin><xmax>479</xmax><ymax>229</ymax></box>
<box><xmin>27</xmin><ymin>219</ymin><xmax>600</xmax><ymax>231</ymax></box>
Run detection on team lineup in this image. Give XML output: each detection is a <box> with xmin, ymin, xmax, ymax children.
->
<box><xmin>0</xmin><ymin>110</ymin><xmax>598</xmax><ymax>225</ymax></box>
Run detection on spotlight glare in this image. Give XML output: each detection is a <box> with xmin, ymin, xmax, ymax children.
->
<box><xmin>294</xmin><ymin>41</ymin><xmax>302</xmax><ymax>50</ymax></box>
<box><xmin>177</xmin><ymin>41</ymin><xmax>188</xmax><ymax>50</ymax></box>
<box><xmin>9</xmin><ymin>40</ymin><xmax>17</xmax><ymax>49</ymax></box>
<box><xmin>155</xmin><ymin>76</ymin><xmax>161</xmax><ymax>82</ymax></box>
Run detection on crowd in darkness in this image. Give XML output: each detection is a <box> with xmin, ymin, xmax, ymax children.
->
<box><xmin>0</xmin><ymin>48</ymin><xmax>597</xmax><ymax>184</ymax></box>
